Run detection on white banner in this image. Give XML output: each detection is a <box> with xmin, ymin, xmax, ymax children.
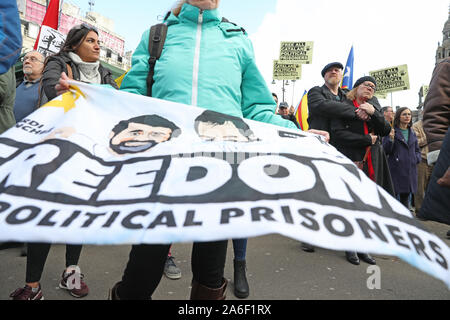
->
<box><xmin>0</xmin><ymin>82</ymin><xmax>449</xmax><ymax>288</ymax></box>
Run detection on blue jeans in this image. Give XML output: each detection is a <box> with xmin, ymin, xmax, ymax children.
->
<box><xmin>232</xmin><ymin>238</ymin><xmax>247</xmax><ymax>261</ymax></box>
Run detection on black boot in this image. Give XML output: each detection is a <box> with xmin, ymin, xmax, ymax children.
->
<box><xmin>345</xmin><ymin>251</ymin><xmax>360</xmax><ymax>265</ymax></box>
<box><xmin>233</xmin><ymin>259</ymin><xmax>249</xmax><ymax>299</ymax></box>
<box><xmin>108</xmin><ymin>282</ymin><xmax>121</xmax><ymax>300</ymax></box>
<box><xmin>358</xmin><ymin>253</ymin><xmax>376</xmax><ymax>265</ymax></box>
<box><xmin>20</xmin><ymin>244</ymin><xmax>27</xmax><ymax>257</ymax></box>
<box><xmin>190</xmin><ymin>278</ymin><xmax>228</xmax><ymax>300</ymax></box>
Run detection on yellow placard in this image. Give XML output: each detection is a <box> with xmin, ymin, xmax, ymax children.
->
<box><xmin>273</xmin><ymin>60</ymin><xmax>302</xmax><ymax>80</ymax></box>
<box><xmin>369</xmin><ymin>64</ymin><xmax>410</xmax><ymax>95</ymax></box>
<box><xmin>420</xmin><ymin>85</ymin><xmax>429</xmax><ymax>99</ymax></box>
<box><xmin>279</xmin><ymin>41</ymin><xmax>314</xmax><ymax>64</ymax></box>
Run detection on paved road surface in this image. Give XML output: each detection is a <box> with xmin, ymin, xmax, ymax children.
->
<box><xmin>1</xmin><ymin>220</ymin><xmax>449</xmax><ymax>300</ymax></box>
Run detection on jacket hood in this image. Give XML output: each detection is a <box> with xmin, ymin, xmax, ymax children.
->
<box><xmin>166</xmin><ymin>2</ymin><xmax>221</xmax><ymax>26</ymax></box>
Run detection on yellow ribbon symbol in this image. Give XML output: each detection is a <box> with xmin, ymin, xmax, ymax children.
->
<box><xmin>41</xmin><ymin>85</ymin><xmax>86</xmax><ymax>113</ymax></box>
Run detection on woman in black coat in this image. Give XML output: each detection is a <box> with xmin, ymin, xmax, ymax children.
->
<box><xmin>11</xmin><ymin>24</ymin><xmax>118</xmax><ymax>301</ymax></box>
<box><xmin>39</xmin><ymin>24</ymin><xmax>118</xmax><ymax>105</ymax></box>
<box><xmin>330</xmin><ymin>76</ymin><xmax>392</xmax><ymax>266</ymax></box>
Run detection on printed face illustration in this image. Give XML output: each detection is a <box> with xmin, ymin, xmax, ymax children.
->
<box><xmin>109</xmin><ymin>115</ymin><xmax>180</xmax><ymax>155</ymax></box>
<box><xmin>197</xmin><ymin>121</ymin><xmax>251</xmax><ymax>142</ymax></box>
<box><xmin>194</xmin><ymin>110</ymin><xmax>258</xmax><ymax>143</ymax></box>
<box><xmin>110</xmin><ymin>123</ymin><xmax>173</xmax><ymax>154</ymax></box>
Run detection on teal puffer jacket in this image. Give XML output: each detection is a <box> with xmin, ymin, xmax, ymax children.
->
<box><xmin>121</xmin><ymin>3</ymin><xmax>298</xmax><ymax>130</ymax></box>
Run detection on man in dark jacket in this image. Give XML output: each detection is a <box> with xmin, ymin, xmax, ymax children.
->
<box><xmin>418</xmin><ymin>58</ymin><xmax>450</xmax><ymax>231</ymax></box>
<box><xmin>307</xmin><ymin>62</ymin><xmax>372</xmax><ymax>134</ymax></box>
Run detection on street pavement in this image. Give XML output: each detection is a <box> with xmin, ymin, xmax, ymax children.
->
<box><xmin>1</xmin><ymin>220</ymin><xmax>449</xmax><ymax>300</ymax></box>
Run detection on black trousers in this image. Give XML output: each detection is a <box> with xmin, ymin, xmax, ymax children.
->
<box><xmin>398</xmin><ymin>193</ymin><xmax>410</xmax><ymax>208</ymax></box>
<box><xmin>25</xmin><ymin>243</ymin><xmax>82</xmax><ymax>283</ymax></box>
<box><xmin>117</xmin><ymin>240</ymin><xmax>228</xmax><ymax>300</ymax></box>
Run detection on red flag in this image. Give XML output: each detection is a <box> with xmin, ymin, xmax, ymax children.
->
<box><xmin>33</xmin><ymin>0</ymin><xmax>60</xmax><ymax>50</ymax></box>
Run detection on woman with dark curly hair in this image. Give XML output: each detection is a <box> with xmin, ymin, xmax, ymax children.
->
<box><xmin>10</xmin><ymin>24</ymin><xmax>118</xmax><ymax>301</ymax></box>
<box><xmin>40</xmin><ymin>23</ymin><xmax>118</xmax><ymax>104</ymax></box>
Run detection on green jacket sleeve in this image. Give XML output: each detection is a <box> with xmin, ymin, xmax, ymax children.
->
<box><xmin>120</xmin><ymin>30</ymin><xmax>150</xmax><ymax>96</ymax></box>
<box><xmin>240</xmin><ymin>41</ymin><xmax>298</xmax><ymax>130</ymax></box>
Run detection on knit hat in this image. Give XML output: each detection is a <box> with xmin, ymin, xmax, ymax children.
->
<box><xmin>354</xmin><ymin>76</ymin><xmax>377</xmax><ymax>89</ymax></box>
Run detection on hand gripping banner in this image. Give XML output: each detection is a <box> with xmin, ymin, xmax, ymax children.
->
<box><xmin>0</xmin><ymin>82</ymin><xmax>449</xmax><ymax>288</ymax></box>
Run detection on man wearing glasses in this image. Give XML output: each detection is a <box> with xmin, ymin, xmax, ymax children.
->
<box><xmin>14</xmin><ymin>51</ymin><xmax>46</xmax><ymax>122</ymax></box>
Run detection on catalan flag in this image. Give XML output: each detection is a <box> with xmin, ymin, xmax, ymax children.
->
<box><xmin>295</xmin><ymin>90</ymin><xmax>309</xmax><ymax>131</ymax></box>
<box><xmin>341</xmin><ymin>46</ymin><xmax>354</xmax><ymax>90</ymax></box>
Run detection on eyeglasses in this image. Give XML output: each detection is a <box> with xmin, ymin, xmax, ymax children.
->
<box><xmin>362</xmin><ymin>83</ymin><xmax>376</xmax><ymax>91</ymax></box>
<box><xmin>21</xmin><ymin>56</ymin><xmax>44</xmax><ymax>63</ymax></box>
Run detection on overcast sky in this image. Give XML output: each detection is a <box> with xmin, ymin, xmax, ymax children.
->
<box><xmin>69</xmin><ymin>0</ymin><xmax>449</xmax><ymax>109</ymax></box>
<box><xmin>251</xmin><ymin>0</ymin><xmax>449</xmax><ymax>108</ymax></box>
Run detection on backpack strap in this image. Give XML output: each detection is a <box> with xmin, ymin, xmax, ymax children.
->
<box><xmin>66</xmin><ymin>63</ymin><xmax>73</xmax><ymax>80</ymax></box>
<box><xmin>146</xmin><ymin>23</ymin><xmax>168</xmax><ymax>97</ymax></box>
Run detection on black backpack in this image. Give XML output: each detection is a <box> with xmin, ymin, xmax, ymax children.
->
<box><xmin>145</xmin><ymin>14</ymin><xmax>245</xmax><ymax>97</ymax></box>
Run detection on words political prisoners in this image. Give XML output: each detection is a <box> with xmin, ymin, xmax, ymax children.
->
<box><xmin>0</xmin><ymin>138</ymin><xmax>447</xmax><ymax>271</ymax></box>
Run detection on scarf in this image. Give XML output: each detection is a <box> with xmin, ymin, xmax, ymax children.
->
<box><xmin>67</xmin><ymin>52</ymin><xmax>101</xmax><ymax>84</ymax></box>
<box><xmin>353</xmin><ymin>100</ymin><xmax>375</xmax><ymax>181</ymax></box>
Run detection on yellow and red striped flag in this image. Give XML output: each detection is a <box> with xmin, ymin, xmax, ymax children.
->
<box><xmin>295</xmin><ymin>90</ymin><xmax>309</xmax><ymax>131</ymax></box>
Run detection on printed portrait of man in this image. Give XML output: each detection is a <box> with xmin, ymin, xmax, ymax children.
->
<box><xmin>109</xmin><ymin>115</ymin><xmax>181</xmax><ymax>155</ymax></box>
<box><xmin>194</xmin><ymin>110</ymin><xmax>259</xmax><ymax>142</ymax></box>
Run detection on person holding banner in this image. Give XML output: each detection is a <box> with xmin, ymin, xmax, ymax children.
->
<box><xmin>330</xmin><ymin>76</ymin><xmax>392</xmax><ymax>265</ymax></box>
<box><xmin>105</xmin><ymin>0</ymin><xmax>328</xmax><ymax>300</ymax></box>
<box><xmin>10</xmin><ymin>24</ymin><xmax>119</xmax><ymax>301</ymax></box>
<box><xmin>41</xmin><ymin>24</ymin><xmax>118</xmax><ymax>104</ymax></box>
<box><xmin>382</xmin><ymin>107</ymin><xmax>421</xmax><ymax>208</ymax></box>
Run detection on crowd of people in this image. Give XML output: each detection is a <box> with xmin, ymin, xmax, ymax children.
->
<box><xmin>1</xmin><ymin>0</ymin><xmax>449</xmax><ymax>300</ymax></box>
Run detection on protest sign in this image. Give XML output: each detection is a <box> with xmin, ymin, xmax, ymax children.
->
<box><xmin>0</xmin><ymin>82</ymin><xmax>448</xmax><ymax>288</ymax></box>
<box><xmin>273</xmin><ymin>60</ymin><xmax>302</xmax><ymax>80</ymax></box>
<box><xmin>279</xmin><ymin>41</ymin><xmax>314</xmax><ymax>64</ymax></box>
<box><xmin>35</xmin><ymin>25</ymin><xmax>66</xmax><ymax>57</ymax></box>
<box><xmin>420</xmin><ymin>85</ymin><xmax>429</xmax><ymax>100</ymax></box>
<box><xmin>369</xmin><ymin>65</ymin><xmax>410</xmax><ymax>95</ymax></box>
